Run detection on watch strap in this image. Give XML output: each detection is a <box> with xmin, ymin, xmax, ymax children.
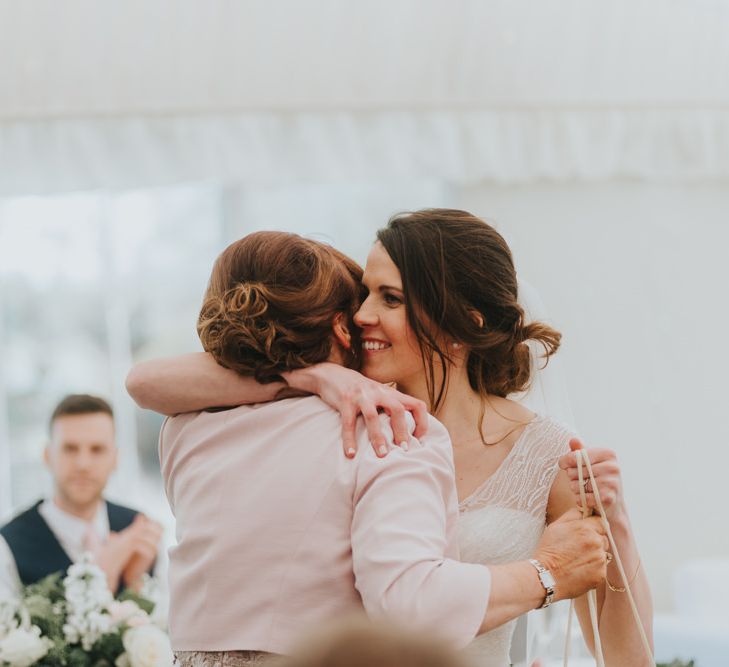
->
<box><xmin>529</xmin><ymin>558</ymin><xmax>555</xmax><ymax>609</ymax></box>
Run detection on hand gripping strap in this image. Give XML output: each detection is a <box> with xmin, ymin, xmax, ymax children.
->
<box><xmin>562</xmin><ymin>449</ymin><xmax>654</xmax><ymax>666</ymax></box>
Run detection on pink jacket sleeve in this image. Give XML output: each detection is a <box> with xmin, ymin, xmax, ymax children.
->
<box><xmin>351</xmin><ymin>416</ymin><xmax>491</xmax><ymax>648</ymax></box>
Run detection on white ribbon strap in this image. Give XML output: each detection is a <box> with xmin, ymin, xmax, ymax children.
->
<box><xmin>563</xmin><ymin>449</ymin><xmax>654</xmax><ymax>666</ymax></box>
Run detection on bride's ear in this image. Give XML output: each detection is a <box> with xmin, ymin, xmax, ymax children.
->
<box><xmin>469</xmin><ymin>309</ymin><xmax>485</xmax><ymax>329</ymax></box>
<box><xmin>332</xmin><ymin>312</ymin><xmax>352</xmax><ymax>350</ymax></box>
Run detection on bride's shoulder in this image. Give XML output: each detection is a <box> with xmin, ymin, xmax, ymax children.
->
<box><xmin>490</xmin><ymin>397</ymin><xmax>573</xmax><ymax>454</ymax></box>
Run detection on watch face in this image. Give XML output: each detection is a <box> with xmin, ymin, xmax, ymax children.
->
<box><xmin>540</xmin><ymin>571</ymin><xmax>556</xmax><ymax>589</ymax></box>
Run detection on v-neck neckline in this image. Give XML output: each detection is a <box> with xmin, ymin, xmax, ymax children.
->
<box><xmin>457</xmin><ymin>415</ymin><xmax>543</xmax><ymax>507</ymax></box>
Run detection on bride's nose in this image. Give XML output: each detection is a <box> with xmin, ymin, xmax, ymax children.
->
<box><xmin>354</xmin><ymin>299</ymin><xmax>378</xmax><ymax>328</ymax></box>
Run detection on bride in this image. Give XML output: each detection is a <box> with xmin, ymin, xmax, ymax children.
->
<box><xmin>127</xmin><ymin>209</ymin><xmax>653</xmax><ymax>666</ymax></box>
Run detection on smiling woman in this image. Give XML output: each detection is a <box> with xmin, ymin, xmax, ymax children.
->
<box><xmin>358</xmin><ymin>210</ymin><xmax>561</xmax><ymax>418</ymax></box>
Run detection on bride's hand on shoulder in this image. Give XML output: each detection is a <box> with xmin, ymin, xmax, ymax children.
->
<box><xmin>558</xmin><ymin>438</ymin><xmax>628</xmax><ymax>523</ymax></box>
<box><xmin>285</xmin><ymin>363</ymin><xmax>429</xmax><ymax>459</ymax></box>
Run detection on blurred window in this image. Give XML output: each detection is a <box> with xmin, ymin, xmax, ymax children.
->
<box><xmin>0</xmin><ymin>185</ymin><xmax>223</xmax><ymax>513</ymax></box>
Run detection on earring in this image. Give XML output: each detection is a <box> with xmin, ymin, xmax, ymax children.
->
<box><xmin>451</xmin><ymin>342</ymin><xmax>462</xmax><ymax>350</ymax></box>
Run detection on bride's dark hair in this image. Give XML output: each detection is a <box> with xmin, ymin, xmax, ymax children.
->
<box><xmin>198</xmin><ymin>231</ymin><xmax>363</xmax><ymax>383</ymax></box>
<box><xmin>376</xmin><ymin>209</ymin><xmax>561</xmax><ymax>417</ymax></box>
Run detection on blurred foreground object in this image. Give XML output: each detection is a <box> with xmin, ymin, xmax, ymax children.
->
<box><xmin>281</xmin><ymin>616</ymin><xmax>467</xmax><ymax>667</ymax></box>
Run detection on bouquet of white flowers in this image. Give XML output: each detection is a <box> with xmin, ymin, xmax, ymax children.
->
<box><xmin>0</xmin><ymin>556</ymin><xmax>172</xmax><ymax>667</ymax></box>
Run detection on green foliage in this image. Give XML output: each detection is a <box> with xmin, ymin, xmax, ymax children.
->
<box><xmin>90</xmin><ymin>631</ymin><xmax>124</xmax><ymax>662</ymax></box>
<box><xmin>116</xmin><ymin>588</ymin><xmax>154</xmax><ymax>616</ymax></box>
<box><xmin>66</xmin><ymin>646</ymin><xmax>93</xmax><ymax>667</ymax></box>
<box><xmin>657</xmin><ymin>660</ymin><xmax>695</xmax><ymax>667</ymax></box>
<box><xmin>24</xmin><ymin>573</ymin><xmax>66</xmax><ymax>603</ymax></box>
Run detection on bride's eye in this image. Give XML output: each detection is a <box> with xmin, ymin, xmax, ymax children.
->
<box><xmin>383</xmin><ymin>292</ymin><xmax>403</xmax><ymax>306</ymax></box>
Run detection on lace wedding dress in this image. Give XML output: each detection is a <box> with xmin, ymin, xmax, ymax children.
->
<box><xmin>458</xmin><ymin>415</ymin><xmax>572</xmax><ymax>667</ymax></box>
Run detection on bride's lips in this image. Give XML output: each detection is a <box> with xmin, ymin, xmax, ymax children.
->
<box><xmin>361</xmin><ymin>338</ymin><xmax>392</xmax><ymax>353</ymax></box>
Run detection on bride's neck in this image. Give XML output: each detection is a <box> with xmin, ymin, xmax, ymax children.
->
<box><xmin>400</xmin><ymin>365</ymin><xmax>484</xmax><ymax>443</ymax></box>
<box><xmin>435</xmin><ymin>383</ymin><xmax>485</xmax><ymax>444</ymax></box>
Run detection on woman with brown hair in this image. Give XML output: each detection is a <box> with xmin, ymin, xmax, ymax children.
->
<box><xmin>128</xmin><ymin>211</ymin><xmax>651</xmax><ymax>666</ymax></box>
<box><xmin>156</xmin><ymin>228</ymin><xmax>609</xmax><ymax>665</ymax></box>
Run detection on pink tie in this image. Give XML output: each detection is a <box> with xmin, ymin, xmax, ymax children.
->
<box><xmin>83</xmin><ymin>523</ymin><xmax>103</xmax><ymax>561</ymax></box>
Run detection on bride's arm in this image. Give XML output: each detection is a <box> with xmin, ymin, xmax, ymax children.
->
<box><xmin>126</xmin><ymin>353</ymin><xmax>429</xmax><ymax>456</ymax></box>
<box><xmin>549</xmin><ymin>441</ymin><xmax>654</xmax><ymax>667</ymax></box>
<box><xmin>126</xmin><ymin>352</ymin><xmax>282</xmax><ymax>415</ymax></box>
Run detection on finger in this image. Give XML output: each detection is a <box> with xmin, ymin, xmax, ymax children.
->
<box><xmin>340</xmin><ymin>405</ymin><xmax>358</xmax><ymax>458</ymax></box>
<box><xmin>360</xmin><ymin>405</ymin><xmax>388</xmax><ymax>457</ymax></box>
<box><xmin>384</xmin><ymin>401</ymin><xmax>410</xmax><ymax>450</ymax></box>
<box><xmin>570</xmin><ymin>482</ymin><xmax>620</xmax><ymax>504</ymax></box>
<box><xmin>565</xmin><ymin>461</ymin><xmax>620</xmax><ymax>481</ymax></box>
<box><xmin>404</xmin><ymin>397</ymin><xmax>429</xmax><ymax>439</ymax></box>
<box><xmin>559</xmin><ymin>448</ymin><xmax>618</xmax><ymax>470</ymax></box>
<box><xmin>569</xmin><ymin>475</ymin><xmax>619</xmax><ymax>494</ymax></box>
<box><xmin>575</xmin><ymin>493</ymin><xmax>598</xmax><ymax>509</ymax></box>
<box><xmin>552</xmin><ymin>507</ymin><xmax>583</xmax><ymax>523</ymax></box>
<box><xmin>584</xmin><ymin>516</ymin><xmax>608</xmax><ymax>536</ymax></box>
<box><xmin>140</xmin><ymin>526</ymin><xmax>163</xmax><ymax>542</ymax></box>
<box><xmin>570</xmin><ymin>479</ymin><xmax>593</xmax><ymax>495</ymax></box>
<box><xmin>569</xmin><ymin>437</ymin><xmax>585</xmax><ymax>452</ymax></box>
<box><xmin>133</xmin><ymin>541</ymin><xmax>157</xmax><ymax>556</ymax></box>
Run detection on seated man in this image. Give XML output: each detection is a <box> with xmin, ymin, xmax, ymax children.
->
<box><xmin>0</xmin><ymin>394</ymin><xmax>163</xmax><ymax>599</ymax></box>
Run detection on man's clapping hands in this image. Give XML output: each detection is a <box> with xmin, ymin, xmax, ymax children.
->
<box><xmin>96</xmin><ymin>514</ymin><xmax>163</xmax><ymax>593</ymax></box>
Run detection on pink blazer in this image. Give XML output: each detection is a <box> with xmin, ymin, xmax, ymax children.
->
<box><xmin>159</xmin><ymin>396</ymin><xmax>491</xmax><ymax>654</ymax></box>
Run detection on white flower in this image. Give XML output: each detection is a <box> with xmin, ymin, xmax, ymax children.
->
<box><xmin>0</xmin><ymin>600</ymin><xmax>18</xmax><ymax>640</ymax></box>
<box><xmin>108</xmin><ymin>600</ymin><xmax>149</xmax><ymax>628</ymax></box>
<box><xmin>122</xmin><ymin>625</ymin><xmax>173</xmax><ymax>667</ymax></box>
<box><xmin>62</xmin><ymin>555</ymin><xmax>114</xmax><ymax>650</ymax></box>
<box><xmin>0</xmin><ymin>625</ymin><xmax>52</xmax><ymax>667</ymax></box>
<box><xmin>63</xmin><ymin>558</ymin><xmax>112</xmax><ymax>612</ymax></box>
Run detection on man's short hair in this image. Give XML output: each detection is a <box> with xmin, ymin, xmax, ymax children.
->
<box><xmin>50</xmin><ymin>394</ymin><xmax>114</xmax><ymax>431</ymax></box>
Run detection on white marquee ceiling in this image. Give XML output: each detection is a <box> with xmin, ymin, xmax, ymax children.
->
<box><xmin>1</xmin><ymin>0</ymin><xmax>729</xmax><ymax>119</ymax></box>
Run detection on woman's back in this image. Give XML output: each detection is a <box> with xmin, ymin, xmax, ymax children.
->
<box><xmin>161</xmin><ymin>396</ymin><xmax>363</xmax><ymax>654</ymax></box>
<box><xmin>160</xmin><ymin>395</ymin><xmax>489</xmax><ymax>655</ymax></box>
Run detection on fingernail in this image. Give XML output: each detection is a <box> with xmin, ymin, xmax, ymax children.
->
<box><xmin>378</xmin><ymin>445</ymin><xmax>387</xmax><ymax>457</ymax></box>
<box><xmin>346</xmin><ymin>448</ymin><xmax>356</xmax><ymax>458</ymax></box>
<box><xmin>400</xmin><ymin>441</ymin><xmax>409</xmax><ymax>451</ymax></box>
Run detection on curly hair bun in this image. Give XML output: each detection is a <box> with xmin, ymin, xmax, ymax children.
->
<box><xmin>197</xmin><ymin>232</ymin><xmax>363</xmax><ymax>383</ymax></box>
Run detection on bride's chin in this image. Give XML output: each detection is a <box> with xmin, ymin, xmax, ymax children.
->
<box><xmin>361</xmin><ymin>364</ymin><xmax>394</xmax><ymax>385</ymax></box>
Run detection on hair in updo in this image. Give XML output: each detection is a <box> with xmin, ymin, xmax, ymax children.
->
<box><xmin>197</xmin><ymin>231</ymin><xmax>363</xmax><ymax>383</ymax></box>
<box><xmin>376</xmin><ymin>209</ymin><xmax>561</xmax><ymax>414</ymax></box>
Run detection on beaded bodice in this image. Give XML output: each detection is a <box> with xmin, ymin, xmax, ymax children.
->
<box><xmin>458</xmin><ymin>416</ymin><xmax>572</xmax><ymax>666</ymax></box>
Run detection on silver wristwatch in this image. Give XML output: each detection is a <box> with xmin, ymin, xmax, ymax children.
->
<box><xmin>528</xmin><ymin>559</ymin><xmax>556</xmax><ymax>609</ymax></box>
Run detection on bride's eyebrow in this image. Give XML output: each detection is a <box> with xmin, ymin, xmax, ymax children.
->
<box><xmin>379</xmin><ymin>284</ymin><xmax>404</xmax><ymax>293</ymax></box>
<box><xmin>361</xmin><ymin>274</ymin><xmax>404</xmax><ymax>294</ymax></box>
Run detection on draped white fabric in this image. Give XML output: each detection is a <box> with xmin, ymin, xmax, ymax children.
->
<box><xmin>2</xmin><ymin>0</ymin><xmax>729</xmax><ymax>193</ymax></box>
<box><xmin>3</xmin><ymin>109</ymin><xmax>729</xmax><ymax>195</ymax></box>
<box><xmin>3</xmin><ymin>0</ymin><xmax>729</xmax><ymax>116</ymax></box>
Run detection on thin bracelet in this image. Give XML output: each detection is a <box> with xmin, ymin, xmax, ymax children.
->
<box><xmin>607</xmin><ymin>557</ymin><xmax>642</xmax><ymax>593</ymax></box>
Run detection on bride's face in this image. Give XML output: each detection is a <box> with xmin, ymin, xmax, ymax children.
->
<box><xmin>353</xmin><ymin>243</ymin><xmax>426</xmax><ymax>395</ymax></box>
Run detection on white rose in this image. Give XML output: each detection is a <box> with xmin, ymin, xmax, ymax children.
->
<box><xmin>108</xmin><ymin>601</ymin><xmax>149</xmax><ymax>629</ymax></box>
<box><xmin>0</xmin><ymin>625</ymin><xmax>52</xmax><ymax>667</ymax></box>
<box><xmin>122</xmin><ymin>625</ymin><xmax>173</xmax><ymax>667</ymax></box>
